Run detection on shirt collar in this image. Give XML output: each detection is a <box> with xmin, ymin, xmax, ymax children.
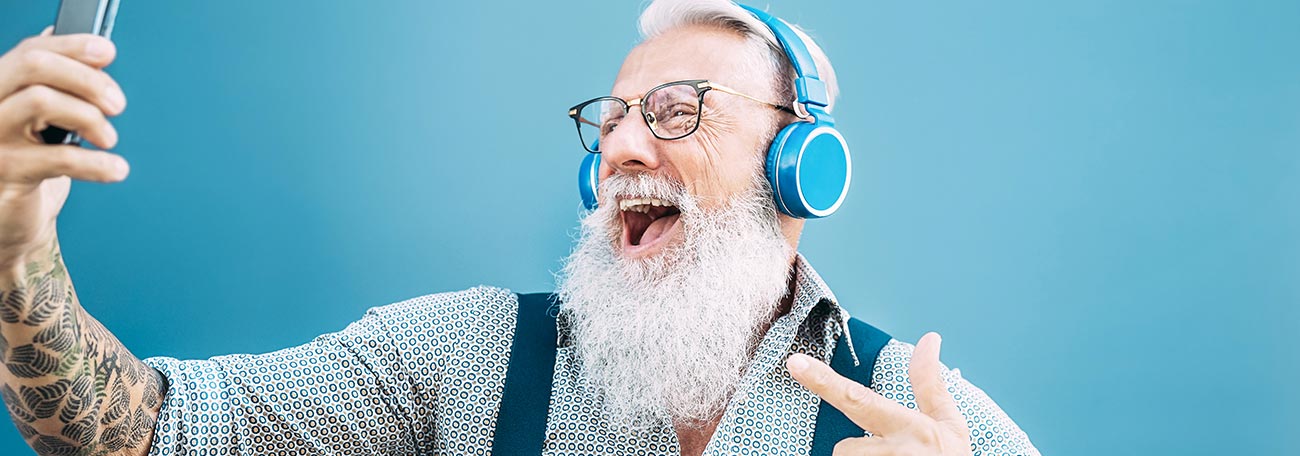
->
<box><xmin>786</xmin><ymin>253</ymin><xmax>860</xmax><ymax>365</ymax></box>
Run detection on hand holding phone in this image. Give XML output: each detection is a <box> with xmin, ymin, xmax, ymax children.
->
<box><xmin>0</xmin><ymin>2</ymin><xmax>130</xmax><ymax>265</ymax></box>
<box><xmin>40</xmin><ymin>0</ymin><xmax>121</xmax><ymax>145</ymax></box>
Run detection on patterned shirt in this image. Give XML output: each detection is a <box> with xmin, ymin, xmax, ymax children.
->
<box><xmin>142</xmin><ymin>255</ymin><xmax>1038</xmax><ymax>455</ymax></box>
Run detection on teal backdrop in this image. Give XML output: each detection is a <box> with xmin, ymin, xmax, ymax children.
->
<box><xmin>2</xmin><ymin>1</ymin><xmax>1298</xmax><ymax>454</ymax></box>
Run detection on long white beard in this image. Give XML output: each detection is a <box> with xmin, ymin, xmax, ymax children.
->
<box><xmin>556</xmin><ymin>171</ymin><xmax>793</xmax><ymax>429</ymax></box>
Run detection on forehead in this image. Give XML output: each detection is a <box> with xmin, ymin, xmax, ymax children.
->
<box><xmin>612</xmin><ymin>25</ymin><xmax>767</xmax><ymax>100</ymax></box>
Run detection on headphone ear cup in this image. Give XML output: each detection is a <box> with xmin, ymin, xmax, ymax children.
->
<box><xmin>578</xmin><ymin>152</ymin><xmax>602</xmax><ymax>210</ymax></box>
<box><xmin>766</xmin><ymin>122</ymin><xmax>851</xmax><ymax>219</ymax></box>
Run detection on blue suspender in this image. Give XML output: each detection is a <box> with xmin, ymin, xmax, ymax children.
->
<box><xmin>810</xmin><ymin>317</ymin><xmax>893</xmax><ymax>456</ymax></box>
<box><xmin>491</xmin><ymin>292</ymin><xmax>560</xmax><ymax>455</ymax></box>
<box><xmin>490</xmin><ymin>293</ymin><xmax>893</xmax><ymax>456</ymax></box>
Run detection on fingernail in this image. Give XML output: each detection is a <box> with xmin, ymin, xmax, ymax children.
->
<box><xmin>786</xmin><ymin>354</ymin><xmax>808</xmax><ymax>373</ymax></box>
<box><xmin>85</xmin><ymin>40</ymin><xmax>112</xmax><ymax>60</ymax></box>
<box><xmin>104</xmin><ymin>86</ymin><xmax>125</xmax><ymax>113</ymax></box>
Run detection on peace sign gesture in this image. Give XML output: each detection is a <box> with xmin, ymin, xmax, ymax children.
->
<box><xmin>787</xmin><ymin>332</ymin><xmax>972</xmax><ymax>455</ymax></box>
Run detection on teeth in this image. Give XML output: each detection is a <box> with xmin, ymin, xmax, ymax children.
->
<box><xmin>619</xmin><ymin>197</ymin><xmax>674</xmax><ymax>212</ymax></box>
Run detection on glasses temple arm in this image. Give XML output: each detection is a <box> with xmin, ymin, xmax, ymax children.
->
<box><xmin>707</xmin><ymin>82</ymin><xmax>808</xmax><ymax>119</ymax></box>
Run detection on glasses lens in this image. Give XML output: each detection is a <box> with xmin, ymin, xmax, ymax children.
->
<box><xmin>576</xmin><ymin>98</ymin><xmax>627</xmax><ymax>152</ymax></box>
<box><xmin>643</xmin><ymin>83</ymin><xmax>701</xmax><ymax>140</ymax></box>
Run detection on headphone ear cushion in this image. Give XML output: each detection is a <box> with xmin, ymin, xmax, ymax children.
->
<box><xmin>766</xmin><ymin>123</ymin><xmax>800</xmax><ymax>217</ymax></box>
<box><xmin>578</xmin><ymin>152</ymin><xmax>602</xmax><ymax>210</ymax></box>
<box><xmin>766</xmin><ymin>122</ymin><xmax>852</xmax><ymax>219</ymax></box>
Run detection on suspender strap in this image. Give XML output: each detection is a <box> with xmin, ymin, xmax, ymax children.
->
<box><xmin>810</xmin><ymin>317</ymin><xmax>893</xmax><ymax>456</ymax></box>
<box><xmin>491</xmin><ymin>292</ymin><xmax>560</xmax><ymax>455</ymax></box>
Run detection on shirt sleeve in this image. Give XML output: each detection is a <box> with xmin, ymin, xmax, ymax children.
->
<box><xmin>141</xmin><ymin>286</ymin><xmax>517</xmax><ymax>455</ymax></box>
<box><xmin>871</xmin><ymin>340</ymin><xmax>1040</xmax><ymax>456</ymax></box>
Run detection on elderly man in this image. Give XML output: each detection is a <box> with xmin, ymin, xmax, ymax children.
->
<box><xmin>0</xmin><ymin>0</ymin><xmax>1036</xmax><ymax>455</ymax></box>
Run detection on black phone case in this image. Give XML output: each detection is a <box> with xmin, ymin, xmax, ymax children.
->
<box><xmin>40</xmin><ymin>0</ymin><xmax>120</xmax><ymax>146</ymax></box>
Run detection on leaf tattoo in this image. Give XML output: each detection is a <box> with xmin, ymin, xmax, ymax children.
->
<box><xmin>1</xmin><ymin>242</ymin><xmax>167</xmax><ymax>456</ymax></box>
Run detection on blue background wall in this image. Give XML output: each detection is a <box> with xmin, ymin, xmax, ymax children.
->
<box><xmin>2</xmin><ymin>1</ymin><xmax>1297</xmax><ymax>454</ymax></box>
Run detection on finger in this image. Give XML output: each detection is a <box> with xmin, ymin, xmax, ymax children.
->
<box><xmin>11</xmin><ymin>33</ymin><xmax>116</xmax><ymax>69</ymax></box>
<box><xmin>909</xmin><ymin>332</ymin><xmax>964</xmax><ymax>425</ymax></box>
<box><xmin>0</xmin><ymin>48</ymin><xmax>125</xmax><ymax>115</ymax></box>
<box><xmin>1</xmin><ymin>85</ymin><xmax>118</xmax><ymax>149</ymax></box>
<box><xmin>41</xmin><ymin>26</ymin><xmax>54</xmax><ymax>37</ymax></box>
<box><xmin>0</xmin><ymin>145</ymin><xmax>129</xmax><ymax>183</ymax></box>
<box><xmin>787</xmin><ymin>353</ymin><xmax>920</xmax><ymax>436</ymax></box>
<box><xmin>831</xmin><ymin>436</ymin><xmax>884</xmax><ymax>455</ymax></box>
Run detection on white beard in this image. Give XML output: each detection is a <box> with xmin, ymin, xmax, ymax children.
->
<box><xmin>556</xmin><ymin>171</ymin><xmax>793</xmax><ymax>429</ymax></box>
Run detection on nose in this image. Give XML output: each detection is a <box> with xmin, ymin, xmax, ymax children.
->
<box><xmin>599</xmin><ymin>106</ymin><xmax>662</xmax><ymax>178</ymax></box>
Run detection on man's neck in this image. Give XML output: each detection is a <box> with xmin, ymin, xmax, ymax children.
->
<box><xmin>675</xmin><ymin>416</ymin><xmax>724</xmax><ymax>456</ymax></box>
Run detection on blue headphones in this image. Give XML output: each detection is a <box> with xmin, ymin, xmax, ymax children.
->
<box><xmin>578</xmin><ymin>3</ymin><xmax>851</xmax><ymax>219</ymax></box>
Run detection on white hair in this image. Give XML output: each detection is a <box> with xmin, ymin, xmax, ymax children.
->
<box><xmin>638</xmin><ymin>0</ymin><xmax>840</xmax><ymax>113</ymax></box>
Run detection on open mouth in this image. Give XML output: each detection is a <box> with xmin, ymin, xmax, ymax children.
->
<box><xmin>619</xmin><ymin>196</ymin><xmax>683</xmax><ymax>256</ymax></box>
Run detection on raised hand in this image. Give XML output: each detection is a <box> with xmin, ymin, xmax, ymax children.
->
<box><xmin>787</xmin><ymin>332</ymin><xmax>972</xmax><ymax>455</ymax></box>
<box><xmin>0</xmin><ymin>26</ymin><xmax>129</xmax><ymax>267</ymax></box>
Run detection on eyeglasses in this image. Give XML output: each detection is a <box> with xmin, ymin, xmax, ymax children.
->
<box><xmin>567</xmin><ymin>79</ymin><xmax>797</xmax><ymax>154</ymax></box>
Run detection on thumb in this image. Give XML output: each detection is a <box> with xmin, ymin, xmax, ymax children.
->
<box><xmin>909</xmin><ymin>332</ymin><xmax>964</xmax><ymax>425</ymax></box>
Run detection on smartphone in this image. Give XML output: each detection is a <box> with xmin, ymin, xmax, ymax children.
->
<box><xmin>39</xmin><ymin>0</ymin><xmax>121</xmax><ymax>145</ymax></box>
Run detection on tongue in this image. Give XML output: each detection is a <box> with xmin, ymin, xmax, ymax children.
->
<box><xmin>638</xmin><ymin>212</ymin><xmax>680</xmax><ymax>246</ymax></box>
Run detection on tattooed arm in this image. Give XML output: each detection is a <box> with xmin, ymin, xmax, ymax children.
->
<box><xmin>1</xmin><ymin>241</ymin><xmax>164</xmax><ymax>456</ymax></box>
<box><xmin>0</xmin><ymin>29</ymin><xmax>156</xmax><ymax>455</ymax></box>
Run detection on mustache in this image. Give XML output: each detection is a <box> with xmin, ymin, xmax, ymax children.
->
<box><xmin>597</xmin><ymin>173</ymin><xmax>691</xmax><ymax>209</ymax></box>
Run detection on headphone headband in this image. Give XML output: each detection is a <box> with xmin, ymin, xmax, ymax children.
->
<box><xmin>736</xmin><ymin>4</ymin><xmax>830</xmax><ymax>110</ymax></box>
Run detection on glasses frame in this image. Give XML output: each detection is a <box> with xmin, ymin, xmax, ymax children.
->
<box><xmin>567</xmin><ymin>79</ymin><xmax>798</xmax><ymax>154</ymax></box>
